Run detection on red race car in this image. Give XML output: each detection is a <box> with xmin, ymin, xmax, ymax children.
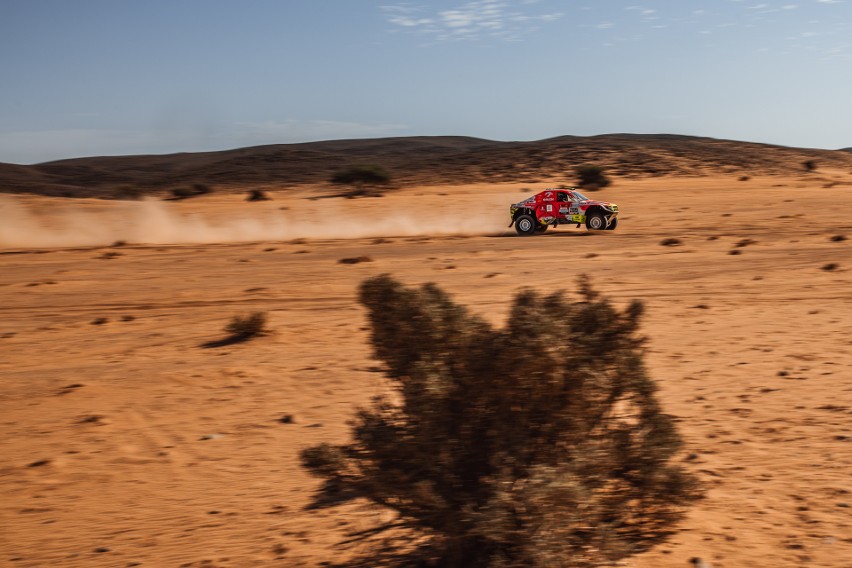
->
<box><xmin>509</xmin><ymin>188</ymin><xmax>619</xmax><ymax>235</ymax></box>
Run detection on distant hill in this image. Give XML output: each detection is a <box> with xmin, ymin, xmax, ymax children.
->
<box><xmin>2</xmin><ymin>134</ymin><xmax>852</xmax><ymax>198</ymax></box>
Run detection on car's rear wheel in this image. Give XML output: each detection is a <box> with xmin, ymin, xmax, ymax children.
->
<box><xmin>535</xmin><ymin>224</ymin><xmax>548</xmax><ymax>233</ymax></box>
<box><xmin>515</xmin><ymin>214</ymin><xmax>537</xmax><ymax>236</ymax></box>
<box><xmin>605</xmin><ymin>217</ymin><xmax>618</xmax><ymax>231</ymax></box>
<box><xmin>586</xmin><ymin>212</ymin><xmax>607</xmax><ymax>231</ymax></box>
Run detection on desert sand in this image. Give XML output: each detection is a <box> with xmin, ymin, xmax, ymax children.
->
<box><xmin>1</xmin><ymin>173</ymin><xmax>851</xmax><ymax>567</ymax></box>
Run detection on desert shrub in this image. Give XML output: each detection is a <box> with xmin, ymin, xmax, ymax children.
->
<box><xmin>246</xmin><ymin>189</ymin><xmax>271</xmax><ymax>202</ymax></box>
<box><xmin>330</xmin><ymin>164</ymin><xmax>391</xmax><ymax>197</ymax></box>
<box><xmin>301</xmin><ymin>275</ymin><xmax>700</xmax><ymax>567</ymax></box>
<box><xmin>337</xmin><ymin>256</ymin><xmax>373</xmax><ymax>264</ymax></box>
<box><xmin>113</xmin><ymin>185</ymin><xmax>144</xmax><ymax>200</ymax></box>
<box><xmin>170</xmin><ymin>184</ymin><xmax>213</xmax><ymax>200</ymax></box>
<box><xmin>803</xmin><ymin>160</ymin><xmax>817</xmax><ymax>172</ymax></box>
<box><xmin>171</xmin><ymin>187</ymin><xmax>196</xmax><ymax>199</ymax></box>
<box><xmin>575</xmin><ymin>165</ymin><xmax>611</xmax><ymax>190</ymax></box>
<box><xmin>224</xmin><ymin>312</ymin><xmax>268</xmax><ymax>340</ymax></box>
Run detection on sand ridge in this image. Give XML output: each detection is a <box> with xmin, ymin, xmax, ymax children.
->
<box><xmin>4</xmin><ymin>134</ymin><xmax>852</xmax><ymax>199</ymax></box>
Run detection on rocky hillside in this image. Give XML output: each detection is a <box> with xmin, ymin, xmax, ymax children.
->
<box><xmin>2</xmin><ymin>134</ymin><xmax>852</xmax><ymax>198</ymax></box>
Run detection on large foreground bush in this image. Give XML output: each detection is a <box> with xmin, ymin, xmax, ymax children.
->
<box><xmin>301</xmin><ymin>275</ymin><xmax>699</xmax><ymax>567</ymax></box>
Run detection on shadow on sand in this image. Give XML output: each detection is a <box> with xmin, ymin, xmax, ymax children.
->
<box><xmin>487</xmin><ymin>231</ymin><xmax>596</xmax><ymax>238</ymax></box>
<box><xmin>199</xmin><ymin>333</ymin><xmax>256</xmax><ymax>349</ymax></box>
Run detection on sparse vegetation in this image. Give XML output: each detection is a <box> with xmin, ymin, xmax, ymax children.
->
<box><xmin>113</xmin><ymin>185</ymin><xmax>144</xmax><ymax>200</ymax></box>
<box><xmin>224</xmin><ymin>312</ymin><xmax>269</xmax><ymax>340</ymax></box>
<box><xmin>337</xmin><ymin>256</ymin><xmax>373</xmax><ymax>265</ymax></box>
<box><xmin>574</xmin><ymin>164</ymin><xmax>612</xmax><ymax>190</ymax></box>
<box><xmin>170</xmin><ymin>187</ymin><xmax>196</xmax><ymax>199</ymax></box>
<box><xmin>803</xmin><ymin>160</ymin><xmax>818</xmax><ymax>172</ymax></box>
<box><xmin>660</xmin><ymin>237</ymin><xmax>682</xmax><ymax>246</ymax></box>
<box><xmin>169</xmin><ymin>183</ymin><xmax>213</xmax><ymax>200</ymax></box>
<box><xmin>246</xmin><ymin>189</ymin><xmax>271</xmax><ymax>202</ymax></box>
<box><xmin>330</xmin><ymin>164</ymin><xmax>391</xmax><ymax>197</ymax></box>
<box><xmin>301</xmin><ymin>275</ymin><xmax>700</xmax><ymax>567</ymax></box>
<box><xmin>200</xmin><ymin>312</ymin><xmax>272</xmax><ymax>347</ymax></box>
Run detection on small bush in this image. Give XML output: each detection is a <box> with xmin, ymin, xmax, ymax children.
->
<box><xmin>337</xmin><ymin>256</ymin><xmax>373</xmax><ymax>265</ymax></box>
<box><xmin>224</xmin><ymin>312</ymin><xmax>268</xmax><ymax>340</ymax></box>
<box><xmin>170</xmin><ymin>184</ymin><xmax>213</xmax><ymax>200</ymax></box>
<box><xmin>660</xmin><ymin>237</ymin><xmax>682</xmax><ymax>246</ymax></box>
<box><xmin>301</xmin><ymin>275</ymin><xmax>700</xmax><ymax>567</ymax></box>
<box><xmin>113</xmin><ymin>185</ymin><xmax>144</xmax><ymax>200</ymax></box>
<box><xmin>574</xmin><ymin>165</ymin><xmax>611</xmax><ymax>190</ymax></box>
<box><xmin>171</xmin><ymin>187</ymin><xmax>196</xmax><ymax>199</ymax></box>
<box><xmin>330</xmin><ymin>165</ymin><xmax>391</xmax><ymax>197</ymax></box>
<box><xmin>803</xmin><ymin>160</ymin><xmax>818</xmax><ymax>172</ymax></box>
<box><xmin>246</xmin><ymin>189</ymin><xmax>271</xmax><ymax>202</ymax></box>
<box><xmin>331</xmin><ymin>164</ymin><xmax>391</xmax><ymax>185</ymax></box>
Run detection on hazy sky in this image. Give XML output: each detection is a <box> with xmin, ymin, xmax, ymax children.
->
<box><xmin>1</xmin><ymin>0</ymin><xmax>850</xmax><ymax>164</ymax></box>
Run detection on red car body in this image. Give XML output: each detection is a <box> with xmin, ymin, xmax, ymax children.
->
<box><xmin>509</xmin><ymin>188</ymin><xmax>619</xmax><ymax>235</ymax></box>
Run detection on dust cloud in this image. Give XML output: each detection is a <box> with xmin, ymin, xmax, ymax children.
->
<box><xmin>0</xmin><ymin>196</ymin><xmax>510</xmax><ymax>249</ymax></box>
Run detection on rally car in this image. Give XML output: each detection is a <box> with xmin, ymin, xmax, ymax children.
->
<box><xmin>509</xmin><ymin>188</ymin><xmax>619</xmax><ymax>235</ymax></box>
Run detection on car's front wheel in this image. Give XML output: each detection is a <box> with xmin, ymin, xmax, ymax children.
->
<box><xmin>605</xmin><ymin>217</ymin><xmax>618</xmax><ymax>231</ymax></box>
<box><xmin>586</xmin><ymin>212</ymin><xmax>607</xmax><ymax>231</ymax></box>
<box><xmin>535</xmin><ymin>223</ymin><xmax>548</xmax><ymax>233</ymax></box>
<box><xmin>515</xmin><ymin>214</ymin><xmax>537</xmax><ymax>236</ymax></box>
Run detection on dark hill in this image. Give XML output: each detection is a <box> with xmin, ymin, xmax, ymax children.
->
<box><xmin>2</xmin><ymin>134</ymin><xmax>852</xmax><ymax>198</ymax></box>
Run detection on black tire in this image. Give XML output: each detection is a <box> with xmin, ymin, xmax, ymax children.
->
<box><xmin>535</xmin><ymin>224</ymin><xmax>548</xmax><ymax>233</ymax></box>
<box><xmin>515</xmin><ymin>214</ymin><xmax>537</xmax><ymax>236</ymax></box>
<box><xmin>586</xmin><ymin>212</ymin><xmax>607</xmax><ymax>231</ymax></box>
<box><xmin>605</xmin><ymin>217</ymin><xmax>618</xmax><ymax>231</ymax></box>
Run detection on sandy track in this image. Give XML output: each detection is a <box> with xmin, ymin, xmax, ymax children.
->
<box><xmin>1</xmin><ymin>176</ymin><xmax>851</xmax><ymax>567</ymax></box>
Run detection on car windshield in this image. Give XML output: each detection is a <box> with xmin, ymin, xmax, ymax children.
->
<box><xmin>571</xmin><ymin>190</ymin><xmax>590</xmax><ymax>201</ymax></box>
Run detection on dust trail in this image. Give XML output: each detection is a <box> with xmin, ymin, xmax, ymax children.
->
<box><xmin>0</xmin><ymin>196</ymin><xmax>511</xmax><ymax>249</ymax></box>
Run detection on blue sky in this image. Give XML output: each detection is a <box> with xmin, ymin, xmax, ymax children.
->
<box><xmin>1</xmin><ymin>0</ymin><xmax>850</xmax><ymax>164</ymax></box>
